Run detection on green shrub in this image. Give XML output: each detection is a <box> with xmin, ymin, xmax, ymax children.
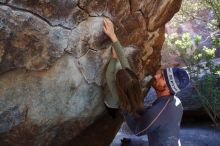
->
<box><xmin>164</xmin><ymin>32</ymin><xmax>220</xmax><ymax>128</ymax></box>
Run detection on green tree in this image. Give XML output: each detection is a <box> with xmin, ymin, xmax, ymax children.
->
<box><xmin>170</xmin><ymin>0</ymin><xmax>220</xmax><ymax>30</ymax></box>
<box><xmin>164</xmin><ymin>32</ymin><xmax>220</xmax><ymax>128</ymax></box>
<box><xmin>202</xmin><ymin>0</ymin><xmax>220</xmax><ymax>28</ymax></box>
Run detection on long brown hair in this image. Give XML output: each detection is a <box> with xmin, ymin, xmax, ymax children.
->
<box><xmin>116</xmin><ymin>68</ymin><xmax>144</xmax><ymax>118</ymax></box>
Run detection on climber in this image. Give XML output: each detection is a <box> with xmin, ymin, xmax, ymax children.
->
<box><xmin>103</xmin><ymin>18</ymin><xmax>190</xmax><ymax>146</ymax></box>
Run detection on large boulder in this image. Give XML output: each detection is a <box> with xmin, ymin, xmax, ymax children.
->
<box><xmin>0</xmin><ymin>0</ymin><xmax>182</xmax><ymax>146</ymax></box>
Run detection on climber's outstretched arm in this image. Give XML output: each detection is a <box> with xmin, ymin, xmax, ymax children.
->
<box><xmin>103</xmin><ymin>18</ymin><xmax>130</xmax><ymax>69</ymax></box>
<box><xmin>103</xmin><ymin>18</ymin><xmax>131</xmax><ymax>108</ymax></box>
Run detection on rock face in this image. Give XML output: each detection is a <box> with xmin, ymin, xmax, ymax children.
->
<box><xmin>0</xmin><ymin>0</ymin><xmax>182</xmax><ymax>146</ymax></box>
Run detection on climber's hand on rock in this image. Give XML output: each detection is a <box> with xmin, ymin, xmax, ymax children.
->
<box><xmin>103</xmin><ymin>18</ymin><xmax>118</xmax><ymax>43</ymax></box>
